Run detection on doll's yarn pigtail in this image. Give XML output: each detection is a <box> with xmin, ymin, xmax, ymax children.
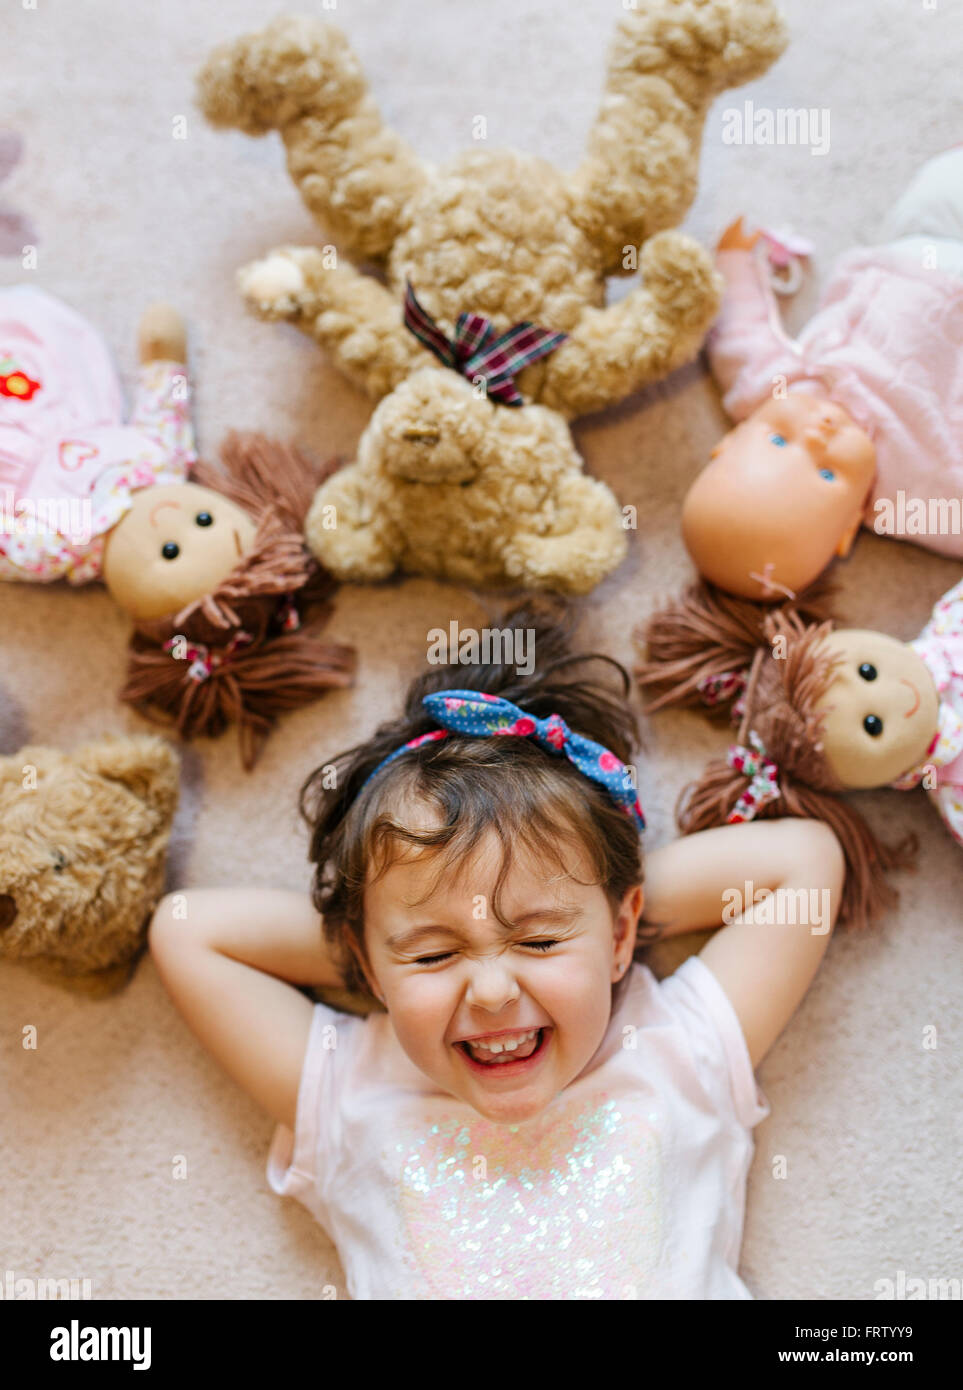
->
<box><xmin>634</xmin><ymin>577</ymin><xmax>836</xmax><ymax>718</ymax></box>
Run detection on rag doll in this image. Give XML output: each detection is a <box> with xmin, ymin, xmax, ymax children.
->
<box><xmin>195</xmin><ymin>2</ymin><xmax>789</xmax><ymax>593</ymax></box>
<box><xmin>0</xmin><ymin>285</ymin><xmax>355</xmax><ymax>764</ymax></box>
<box><xmin>635</xmin><ymin>576</ymin><xmax>963</xmax><ymax>926</ymax></box>
<box><xmin>682</xmin><ymin>146</ymin><xmax>963</xmax><ymax>600</ymax></box>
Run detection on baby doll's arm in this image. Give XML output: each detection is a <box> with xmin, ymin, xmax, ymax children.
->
<box><xmin>641</xmin><ymin>819</ymin><xmax>845</xmax><ymax>1066</ymax></box>
<box><xmin>706</xmin><ymin>232</ymin><xmax>803</xmax><ymax>419</ymax></box>
<box><xmin>149</xmin><ymin>889</ymin><xmax>343</xmax><ymax>1131</ymax></box>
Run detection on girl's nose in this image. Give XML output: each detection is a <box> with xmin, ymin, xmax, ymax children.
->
<box><xmin>464</xmin><ymin>954</ymin><xmax>521</xmax><ymax>1012</ymax></box>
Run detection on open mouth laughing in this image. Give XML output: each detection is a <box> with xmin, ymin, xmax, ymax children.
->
<box><xmin>455</xmin><ymin>1026</ymin><xmax>551</xmax><ymax>1073</ymax></box>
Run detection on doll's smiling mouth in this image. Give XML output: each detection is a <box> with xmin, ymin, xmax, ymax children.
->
<box><xmin>900</xmin><ymin>679</ymin><xmax>920</xmax><ymax>717</ymax></box>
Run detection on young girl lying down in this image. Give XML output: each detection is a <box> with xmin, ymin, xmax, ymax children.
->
<box><xmin>150</xmin><ymin>609</ymin><xmax>845</xmax><ymax>1300</ymax></box>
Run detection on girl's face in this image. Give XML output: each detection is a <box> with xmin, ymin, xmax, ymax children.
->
<box><xmin>357</xmin><ymin>826</ymin><xmax>642</xmax><ymax>1126</ymax></box>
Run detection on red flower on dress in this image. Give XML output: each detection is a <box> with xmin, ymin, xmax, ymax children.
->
<box><xmin>0</xmin><ymin>369</ymin><xmax>41</xmax><ymax>401</ymax></box>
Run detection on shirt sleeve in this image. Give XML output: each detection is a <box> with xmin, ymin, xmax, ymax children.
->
<box><xmin>706</xmin><ymin>248</ymin><xmax>805</xmax><ymax>420</ymax></box>
<box><xmin>658</xmin><ymin>955</ymin><xmax>770</xmax><ymax>1132</ymax></box>
<box><xmin>266</xmin><ymin>1000</ymin><xmax>361</xmax><ymax>1207</ymax></box>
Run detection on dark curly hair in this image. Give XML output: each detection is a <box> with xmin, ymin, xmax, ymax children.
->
<box><xmin>300</xmin><ymin>598</ymin><xmax>653</xmax><ymax>999</ymax></box>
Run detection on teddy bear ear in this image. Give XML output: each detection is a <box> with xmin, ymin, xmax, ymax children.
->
<box><xmin>73</xmin><ymin>735</ymin><xmax>180</xmax><ymax>821</ymax></box>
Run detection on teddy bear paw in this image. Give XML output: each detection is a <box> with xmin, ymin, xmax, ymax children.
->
<box><xmin>238</xmin><ymin>252</ymin><xmax>308</xmax><ymax>320</ymax></box>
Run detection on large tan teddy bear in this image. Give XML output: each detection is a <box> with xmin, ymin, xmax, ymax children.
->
<box><xmin>197</xmin><ymin>1</ymin><xmax>787</xmax><ymax>594</ymax></box>
<box><xmin>0</xmin><ymin>735</ymin><xmax>179</xmax><ymax>996</ymax></box>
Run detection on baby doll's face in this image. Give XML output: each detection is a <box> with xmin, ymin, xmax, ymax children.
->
<box><xmin>359</xmin><ymin>827</ymin><xmax>642</xmax><ymax>1126</ymax></box>
<box><xmin>816</xmin><ymin>629</ymin><xmax>940</xmax><ymax>788</ymax></box>
<box><xmin>102</xmin><ymin>484</ymin><xmax>257</xmax><ymax>621</ymax></box>
<box><xmin>681</xmin><ymin>392</ymin><xmax>876</xmax><ymax>600</ymax></box>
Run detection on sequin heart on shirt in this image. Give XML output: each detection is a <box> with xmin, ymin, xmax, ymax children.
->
<box><xmin>394</xmin><ymin>1091</ymin><xmax>663</xmax><ymax>1299</ymax></box>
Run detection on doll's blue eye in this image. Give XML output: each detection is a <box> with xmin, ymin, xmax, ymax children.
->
<box><xmin>770</xmin><ymin>434</ymin><xmax>787</xmax><ymax>446</ymax></box>
<box><xmin>819</xmin><ymin>468</ymin><xmax>836</xmax><ymax>481</ymax></box>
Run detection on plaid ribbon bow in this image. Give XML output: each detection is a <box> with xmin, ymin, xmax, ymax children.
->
<box><xmin>726</xmin><ymin>731</ymin><xmax>781</xmax><ymax>823</ymax></box>
<box><xmin>363</xmin><ymin>688</ymin><xmax>645</xmax><ymax>830</ymax></box>
<box><xmin>403</xmin><ymin>279</ymin><xmax>568</xmax><ymax>406</ymax></box>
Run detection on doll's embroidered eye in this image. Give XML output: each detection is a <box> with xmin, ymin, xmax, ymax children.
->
<box><xmin>858</xmin><ymin>662</ymin><xmax>878</xmax><ymax>681</ymax></box>
<box><xmin>195</xmin><ymin>512</ymin><xmax>213</xmax><ymax>527</ymax></box>
<box><xmin>770</xmin><ymin>434</ymin><xmax>787</xmax><ymax>446</ymax></box>
<box><xmin>863</xmin><ymin>714</ymin><xmax>883</xmax><ymax>737</ymax></box>
<box><xmin>819</xmin><ymin>468</ymin><xmax>835</xmax><ymax>481</ymax></box>
<box><xmin>161</xmin><ymin>542</ymin><xmax>180</xmax><ymax>560</ymax></box>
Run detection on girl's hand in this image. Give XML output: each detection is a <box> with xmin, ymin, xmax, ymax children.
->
<box><xmin>717</xmin><ymin>216</ymin><xmax>761</xmax><ymax>253</ymax></box>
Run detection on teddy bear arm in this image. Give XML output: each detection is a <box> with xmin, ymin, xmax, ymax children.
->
<box><xmin>196</xmin><ymin>15</ymin><xmax>427</xmax><ymax>260</ymax></box>
<box><xmin>239</xmin><ymin>248</ymin><xmax>433</xmax><ymax>402</ymax></box>
<box><xmin>539</xmin><ymin>232</ymin><xmax>722</xmax><ymax>416</ymax></box>
<box><xmin>571</xmin><ymin>0</ymin><xmax>788</xmax><ymax>267</ymax></box>
<box><xmin>305</xmin><ymin>464</ymin><xmax>401</xmax><ymax>582</ymax></box>
<box><xmin>501</xmin><ymin>474</ymin><xmax>628</xmax><ymax>596</ymax></box>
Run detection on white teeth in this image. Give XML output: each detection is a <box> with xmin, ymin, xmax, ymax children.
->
<box><xmin>464</xmin><ymin>1028</ymin><xmax>537</xmax><ymax>1056</ymax></box>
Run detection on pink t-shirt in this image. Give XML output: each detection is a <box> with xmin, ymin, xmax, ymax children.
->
<box><xmin>266</xmin><ymin>955</ymin><xmax>770</xmax><ymax>1300</ymax></box>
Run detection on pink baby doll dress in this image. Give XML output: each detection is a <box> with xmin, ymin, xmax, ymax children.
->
<box><xmin>889</xmin><ymin>577</ymin><xmax>963</xmax><ymax>846</ymax></box>
<box><xmin>0</xmin><ymin>283</ymin><xmax>195</xmax><ymax>584</ymax></box>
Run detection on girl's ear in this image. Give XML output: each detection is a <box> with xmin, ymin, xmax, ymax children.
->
<box><xmin>347</xmin><ymin>934</ymin><xmax>385</xmax><ymax>1004</ymax></box>
<box><xmin>612</xmin><ymin>883</ymin><xmax>644</xmax><ymax>979</ymax></box>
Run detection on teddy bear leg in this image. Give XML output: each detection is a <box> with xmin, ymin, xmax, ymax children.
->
<box><xmin>501</xmin><ymin>473</ymin><xmax>628</xmax><ymax>596</ymax></box>
<box><xmin>571</xmin><ymin>0</ymin><xmax>788</xmax><ymax>267</ymax></box>
<box><xmin>305</xmin><ymin>463</ymin><xmax>401</xmax><ymax>582</ymax></box>
<box><xmin>239</xmin><ymin>247</ymin><xmax>431</xmax><ymax>402</ymax></box>
<box><xmin>196</xmin><ymin>15</ymin><xmax>426</xmax><ymax>260</ymax></box>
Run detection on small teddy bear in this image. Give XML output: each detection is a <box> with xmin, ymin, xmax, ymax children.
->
<box><xmin>197</xmin><ymin>1</ymin><xmax>788</xmax><ymax>592</ymax></box>
<box><xmin>0</xmin><ymin>734</ymin><xmax>179</xmax><ymax>995</ymax></box>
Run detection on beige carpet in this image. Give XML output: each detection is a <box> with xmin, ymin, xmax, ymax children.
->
<box><xmin>2</xmin><ymin>0</ymin><xmax>961</xmax><ymax>1301</ymax></box>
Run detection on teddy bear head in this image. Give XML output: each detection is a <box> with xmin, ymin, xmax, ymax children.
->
<box><xmin>0</xmin><ymin>735</ymin><xmax>179</xmax><ymax>994</ymax></box>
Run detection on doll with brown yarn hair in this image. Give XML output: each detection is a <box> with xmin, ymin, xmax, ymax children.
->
<box><xmin>633</xmin><ymin>579</ymin><xmax>963</xmax><ymax>930</ymax></box>
<box><xmin>119</xmin><ymin>432</ymin><xmax>356</xmax><ymax>768</ymax></box>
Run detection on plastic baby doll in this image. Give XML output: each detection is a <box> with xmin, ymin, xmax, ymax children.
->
<box><xmin>683</xmin><ymin>146</ymin><xmax>963</xmax><ymax>599</ymax></box>
<box><xmin>150</xmin><ymin>603</ymin><xmax>846</xmax><ymax>1300</ymax></box>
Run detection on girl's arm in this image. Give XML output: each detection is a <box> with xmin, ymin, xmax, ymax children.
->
<box><xmin>148</xmin><ymin>889</ymin><xmax>343</xmax><ymax>1131</ymax></box>
<box><xmin>641</xmin><ymin>819</ymin><xmax>845</xmax><ymax>1067</ymax></box>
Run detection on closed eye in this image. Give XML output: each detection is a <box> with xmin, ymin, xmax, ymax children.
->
<box><xmin>415</xmin><ymin>939</ymin><xmax>560</xmax><ymax>965</ymax></box>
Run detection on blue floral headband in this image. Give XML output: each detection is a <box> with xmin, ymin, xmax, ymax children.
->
<box><xmin>361</xmin><ymin>689</ymin><xmax>645</xmax><ymax>831</ymax></box>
